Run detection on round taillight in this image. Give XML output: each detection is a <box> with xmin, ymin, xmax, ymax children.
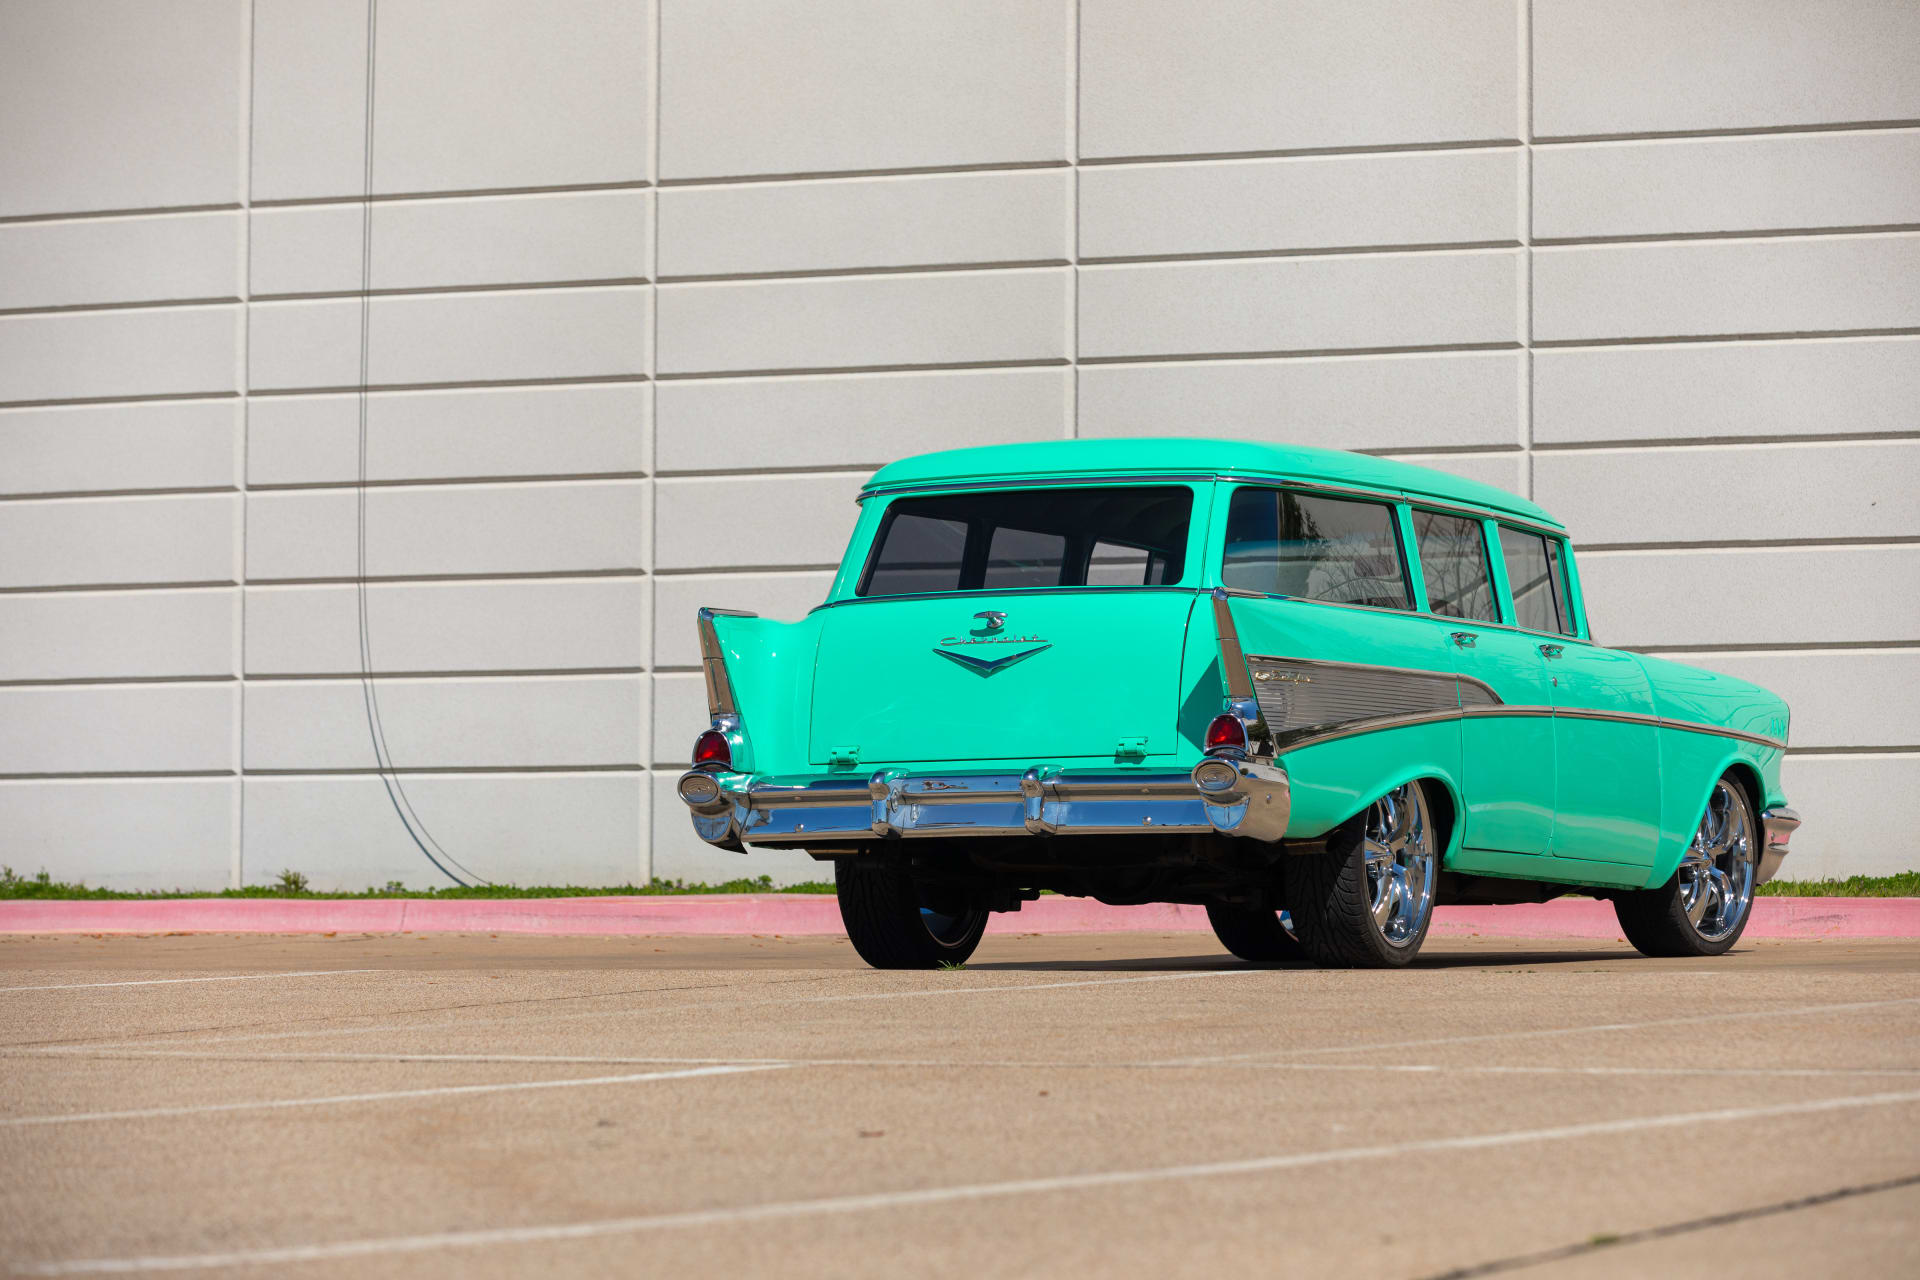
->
<box><xmin>1205</xmin><ymin>713</ymin><xmax>1248</xmax><ymax>754</ymax></box>
<box><xmin>691</xmin><ymin>729</ymin><xmax>731</xmax><ymax>769</ymax></box>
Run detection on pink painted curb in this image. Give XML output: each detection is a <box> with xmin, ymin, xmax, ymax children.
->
<box><xmin>1</xmin><ymin>895</ymin><xmax>1916</xmax><ymax>939</ymax></box>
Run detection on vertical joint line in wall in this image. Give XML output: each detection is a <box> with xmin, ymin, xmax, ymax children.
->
<box><xmin>235</xmin><ymin>0</ymin><xmax>258</xmax><ymax>890</ymax></box>
<box><xmin>1520</xmin><ymin>0</ymin><xmax>1534</xmax><ymax>497</ymax></box>
<box><xmin>644</xmin><ymin>0</ymin><xmax>662</xmax><ymax>883</ymax></box>
<box><xmin>1067</xmin><ymin>0</ymin><xmax>1080</xmax><ymax>439</ymax></box>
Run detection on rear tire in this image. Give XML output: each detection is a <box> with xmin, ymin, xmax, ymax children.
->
<box><xmin>835</xmin><ymin>859</ymin><xmax>988</xmax><ymax>970</ymax></box>
<box><xmin>1284</xmin><ymin>782</ymin><xmax>1438</xmax><ymax>969</ymax></box>
<box><xmin>1205</xmin><ymin>903</ymin><xmax>1304</xmax><ymax>963</ymax></box>
<box><xmin>1615</xmin><ymin>775</ymin><xmax>1758</xmax><ymax>958</ymax></box>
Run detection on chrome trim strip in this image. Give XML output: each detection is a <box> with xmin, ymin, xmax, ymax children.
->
<box><xmin>860</xmin><ymin>472</ymin><xmax>1219</xmax><ymax>497</ymax></box>
<box><xmin>1212</xmin><ymin>588</ymin><xmax>1256</xmax><ymax>706</ymax></box>
<box><xmin>1273</xmin><ymin>709</ymin><xmax>1465</xmax><ymax>755</ymax></box>
<box><xmin>695</xmin><ymin>606</ymin><xmax>755</xmax><ymax>718</ymax></box>
<box><xmin>1464</xmin><ymin>704</ymin><xmax>1786</xmax><ymax>750</ymax></box>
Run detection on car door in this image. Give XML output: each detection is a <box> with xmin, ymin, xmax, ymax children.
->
<box><xmin>1495</xmin><ymin>526</ymin><xmax>1661</xmax><ymax>871</ymax></box>
<box><xmin>1409</xmin><ymin>508</ymin><xmax>1556</xmax><ymax>857</ymax></box>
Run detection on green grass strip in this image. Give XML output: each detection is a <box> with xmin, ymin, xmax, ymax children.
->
<box><xmin>0</xmin><ymin>867</ymin><xmax>835</xmax><ymax>901</ymax></box>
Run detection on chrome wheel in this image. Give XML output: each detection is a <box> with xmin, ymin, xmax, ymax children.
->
<box><xmin>1360</xmin><ymin>783</ymin><xmax>1436</xmax><ymax>948</ymax></box>
<box><xmin>919</xmin><ymin>906</ymin><xmax>987</xmax><ymax>948</ymax></box>
<box><xmin>1679</xmin><ymin>779</ymin><xmax>1756</xmax><ymax>943</ymax></box>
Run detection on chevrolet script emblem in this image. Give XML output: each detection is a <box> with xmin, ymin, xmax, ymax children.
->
<box><xmin>936</xmin><ymin>616</ymin><xmax>1050</xmax><ymax>675</ymax></box>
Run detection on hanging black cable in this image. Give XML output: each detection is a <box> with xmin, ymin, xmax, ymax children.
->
<box><xmin>355</xmin><ymin>0</ymin><xmax>487</xmax><ymax>888</ymax></box>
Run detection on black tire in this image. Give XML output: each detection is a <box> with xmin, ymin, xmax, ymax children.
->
<box><xmin>1614</xmin><ymin>776</ymin><xmax>1759</xmax><ymax>958</ymax></box>
<box><xmin>835</xmin><ymin>859</ymin><xmax>988</xmax><ymax>969</ymax></box>
<box><xmin>1205</xmin><ymin>903</ymin><xmax>1304</xmax><ymax>963</ymax></box>
<box><xmin>1283</xmin><ymin>783</ymin><xmax>1437</xmax><ymax>969</ymax></box>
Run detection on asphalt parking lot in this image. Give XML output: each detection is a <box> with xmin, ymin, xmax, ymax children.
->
<box><xmin>3</xmin><ymin>931</ymin><xmax>1917</xmax><ymax>1278</ymax></box>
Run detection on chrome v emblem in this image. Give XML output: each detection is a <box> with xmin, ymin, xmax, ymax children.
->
<box><xmin>933</xmin><ymin>643</ymin><xmax>1052</xmax><ymax>675</ymax></box>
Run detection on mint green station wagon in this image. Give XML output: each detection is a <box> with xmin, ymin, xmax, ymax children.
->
<box><xmin>676</xmin><ymin>440</ymin><xmax>1800</xmax><ymax>969</ymax></box>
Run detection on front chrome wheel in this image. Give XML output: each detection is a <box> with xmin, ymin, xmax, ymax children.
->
<box><xmin>1361</xmin><ymin>783</ymin><xmax>1437</xmax><ymax>948</ymax></box>
<box><xmin>1678</xmin><ymin>778</ymin><xmax>1757</xmax><ymax>943</ymax></box>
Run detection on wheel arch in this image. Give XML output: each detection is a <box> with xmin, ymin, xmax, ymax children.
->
<box><xmin>1650</xmin><ymin>745</ymin><xmax>1765</xmax><ymax>887</ymax></box>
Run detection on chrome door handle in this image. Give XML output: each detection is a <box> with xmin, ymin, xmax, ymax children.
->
<box><xmin>1449</xmin><ymin>632</ymin><xmax>1477</xmax><ymax>648</ymax></box>
<box><xmin>1539</xmin><ymin>644</ymin><xmax>1564</xmax><ymax>659</ymax></box>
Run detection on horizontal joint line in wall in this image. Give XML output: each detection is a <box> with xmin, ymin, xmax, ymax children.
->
<box><xmin>248</xmin><ymin>374</ymin><xmax>650</xmax><ymax>397</ymax></box>
<box><xmin>0</xmin><ymin>296</ymin><xmax>241</xmax><ymax>319</ymax></box>
<box><xmin>0</xmin><ymin>675</ymin><xmax>237</xmax><ymax>688</ymax></box>
<box><xmin>655</xmin><ymin>358</ymin><xmax>1069</xmax><ymax>381</ymax></box>
<box><xmin>1360</xmin><ymin>444</ymin><xmax>1525</xmax><ymax>458</ymax></box>
<box><xmin>0</xmin><ymin>391</ymin><xmax>240</xmax><ymax>411</ymax></box>
<box><xmin>1625</xmin><ymin>641</ymin><xmax>1920</xmax><ymax>655</ymax></box>
<box><xmin>653</xmin><ymin>563</ymin><xmax>840</xmax><ymax>576</ymax></box>
<box><xmin>1783</xmin><ymin>745</ymin><xmax>1920</xmax><ymax>757</ymax></box>
<box><xmin>1535</xmin><ymin>431</ymin><xmax>1920</xmax><ymax>452</ymax></box>
<box><xmin>1077</xmin><ymin>138</ymin><xmax>1523</xmax><ymax>167</ymax></box>
<box><xmin>651</xmin><ymin>665</ymin><xmax>700</xmax><ymax>675</ymax></box>
<box><xmin>657</xmin><ymin>259</ymin><xmax>1069</xmax><ymax>285</ymax></box>
<box><xmin>250</xmin><ymin>278</ymin><xmax>652</xmax><ymax>303</ymax></box>
<box><xmin>0</xmin><ymin>486</ymin><xmax>239</xmax><ymax>503</ymax></box>
<box><xmin>0</xmin><ymin>202</ymin><xmax>242</xmax><ymax>226</ymax></box>
<box><xmin>245</xmin><ymin>667</ymin><xmax>650</xmax><ymax>681</ymax></box>
<box><xmin>1579</xmin><ymin>535</ymin><xmax>1920</xmax><ymax>553</ymax></box>
<box><xmin>0</xmin><ymin>771</ymin><xmax>236</xmax><ymax>781</ymax></box>
<box><xmin>245</xmin><ymin>569</ymin><xmax>650</xmax><ymax>588</ymax></box>
<box><xmin>242</xmin><ymin>765</ymin><xmax>645</xmax><ymax>776</ymax></box>
<box><xmin>1078</xmin><ymin>241</ymin><xmax>1519</xmax><ymax>267</ymax></box>
<box><xmin>656</xmin><ymin>159</ymin><xmax>1069</xmax><ymax>188</ymax></box>
<box><xmin>1079</xmin><ymin>342</ymin><xmax>1522</xmax><ymax>366</ymax></box>
<box><xmin>1533</xmin><ymin>223</ymin><xmax>1920</xmax><ymax>249</ymax></box>
<box><xmin>1531</xmin><ymin>119</ymin><xmax>1920</xmax><ymax>147</ymax></box>
<box><xmin>249</xmin><ymin>472</ymin><xmax>652</xmax><ymax>493</ymax></box>
<box><xmin>654</xmin><ymin>465</ymin><xmax>874</xmax><ymax>481</ymax></box>
<box><xmin>1533</xmin><ymin>327</ymin><xmax>1920</xmax><ymax>350</ymax></box>
<box><xmin>248</xmin><ymin>180</ymin><xmax>654</xmax><ymax>210</ymax></box>
<box><xmin>0</xmin><ymin>580</ymin><xmax>235</xmax><ymax>596</ymax></box>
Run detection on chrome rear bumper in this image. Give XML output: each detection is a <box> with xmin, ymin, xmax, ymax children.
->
<box><xmin>1757</xmin><ymin>806</ymin><xmax>1801</xmax><ymax>886</ymax></box>
<box><xmin>678</xmin><ymin>758</ymin><xmax>1291</xmax><ymax>848</ymax></box>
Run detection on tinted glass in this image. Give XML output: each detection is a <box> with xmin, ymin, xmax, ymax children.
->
<box><xmin>1413</xmin><ymin>510</ymin><xmax>1497</xmax><ymax>622</ymax></box>
<box><xmin>1222</xmin><ymin>488</ymin><xmax>1410</xmax><ymax>610</ymax></box>
<box><xmin>1498</xmin><ymin>526</ymin><xmax>1572</xmax><ymax>635</ymax></box>
<box><xmin>858</xmin><ymin>486</ymin><xmax>1191</xmax><ymax>597</ymax></box>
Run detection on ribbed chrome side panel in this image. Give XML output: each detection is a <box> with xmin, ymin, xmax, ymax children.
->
<box><xmin>1245</xmin><ymin>656</ymin><xmax>1500</xmax><ymax>750</ymax></box>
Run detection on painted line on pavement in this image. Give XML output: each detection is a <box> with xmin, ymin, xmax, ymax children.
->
<box><xmin>22</xmin><ymin>1087</ymin><xmax>1920</xmax><ymax>1274</ymax></box>
<box><xmin>0</xmin><ymin>1062</ymin><xmax>791</xmax><ymax>1129</ymax></box>
<box><xmin>0</xmin><ymin>970</ymin><xmax>387</xmax><ymax>993</ymax></box>
<box><xmin>1155</xmin><ymin>995</ymin><xmax>1920</xmax><ymax>1065</ymax></box>
<box><xmin>22</xmin><ymin>967</ymin><xmax>1258</xmax><ymax>1055</ymax></box>
<box><xmin>9</xmin><ymin>1048</ymin><xmax>1920</xmax><ymax>1083</ymax></box>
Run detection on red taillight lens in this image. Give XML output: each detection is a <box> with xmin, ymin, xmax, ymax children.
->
<box><xmin>691</xmin><ymin>729</ymin><xmax>731</xmax><ymax>769</ymax></box>
<box><xmin>1205</xmin><ymin>713</ymin><xmax>1248</xmax><ymax>754</ymax></box>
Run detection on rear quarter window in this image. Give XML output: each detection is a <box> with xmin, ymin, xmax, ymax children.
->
<box><xmin>1222</xmin><ymin>487</ymin><xmax>1411</xmax><ymax>610</ymax></box>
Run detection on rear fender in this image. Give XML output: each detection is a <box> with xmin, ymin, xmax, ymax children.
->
<box><xmin>1278</xmin><ymin>721</ymin><xmax>1465</xmax><ymax>859</ymax></box>
<box><xmin>699</xmin><ymin>609</ymin><xmax>824</xmax><ymax>777</ymax></box>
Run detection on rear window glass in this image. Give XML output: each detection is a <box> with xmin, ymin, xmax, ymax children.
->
<box><xmin>1223</xmin><ymin>488</ymin><xmax>1410</xmax><ymax>610</ymax></box>
<box><xmin>1498</xmin><ymin>526</ymin><xmax>1575</xmax><ymax>636</ymax></box>
<box><xmin>859</xmin><ymin>487</ymin><xmax>1192</xmax><ymax>597</ymax></box>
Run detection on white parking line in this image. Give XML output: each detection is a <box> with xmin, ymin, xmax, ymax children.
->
<box><xmin>22</xmin><ymin>1087</ymin><xmax>1920</xmax><ymax>1275</ymax></box>
<box><xmin>22</xmin><ymin>967</ymin><xmax>1259</xmax><ymax>1054</ymax></box>
<box><xmin>10</xmin><ymin>1048</ymin><xmax>1920</xmax><ymax>1083</ymax></box>
<box><xmin>1153</xmin><ymin>996</ymin><xmax>1920</xmax><ymax>1065</ymax></box>
<box><xmin>0</xmin><ymin>970</ymin><xmax>387</xmax><ymax>994</ymax></box>
<box><xmin>0</xmin><ymin>1062</ymin><xmax>790</xmax><ymax>1129</ymax></box>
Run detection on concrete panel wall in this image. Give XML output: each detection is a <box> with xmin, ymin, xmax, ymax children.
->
<box><xmin>5</xmin><ymin>2</ymin><xmax>1914</xmax><ymax>889</ymax></box>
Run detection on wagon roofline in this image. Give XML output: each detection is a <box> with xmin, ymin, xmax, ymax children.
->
<box><xmin>859</xmin><ymin>437</ymin><xmax>1562</xmax><ymax>529</ymax></box>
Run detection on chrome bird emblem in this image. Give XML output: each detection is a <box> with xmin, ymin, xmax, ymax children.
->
<box><xmin>974</xmin><ymin>611</ymin><xmax>1006</xmax><ymax>631</ymax></box>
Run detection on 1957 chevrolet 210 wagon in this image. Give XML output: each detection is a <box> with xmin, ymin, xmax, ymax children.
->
<box><xmin>676</xmin><ymin>439</ymin><xmax>1800</xmax><ymax>969</ymax></box>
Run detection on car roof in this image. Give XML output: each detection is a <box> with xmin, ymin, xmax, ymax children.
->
<box><xmin>861</xmin><ymin>437</ymin><xmax>1562</xmax><ymax>529</ymax></box>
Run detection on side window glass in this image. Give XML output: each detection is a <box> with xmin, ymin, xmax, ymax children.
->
<box><xmin>1498</xmin><ymin>526</ymin><xmax>1570</xmax><ymax>635</ymax></box>
<box><xmin>1544</xmin><ymin>538</ymin><xmax>1577</xmax><ymax>636</ymax></box>
<box><xmin>1223</xmin><ymin>487</ymin><xmax>1410</xmax><ymax>610</ymax></box>
<box><xmin>1412</xmin><ymin>510</ymin><xmax>1497</xmax><ymax>622</ymax></box>
<box><xmin>1085</xmin><ymin>539</ymin><xmax>1151</xmax><ymax>586</ymax></box>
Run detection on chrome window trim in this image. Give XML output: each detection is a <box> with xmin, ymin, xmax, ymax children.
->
<box><xmin>859</xmin><ymin>472</ymin><xmax>1220</xmax><ymax>499</ymax></box>
<box><xmin>809</xmin><ymin>583</ymin><xmax>1202</xmax><ymax>613</ymax></box>
<box><xmin>1252</xmin><ymin>695</ymin><xmax>1786</xmax><ymax>755</ymax></box>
